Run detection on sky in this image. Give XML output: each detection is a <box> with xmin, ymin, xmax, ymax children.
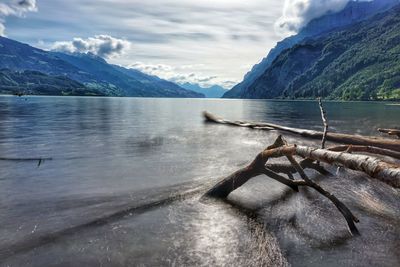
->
<box><xmin>1</xmin><ymin>0</ymin><xmax>359</xmax><ymax>88</ymax></box>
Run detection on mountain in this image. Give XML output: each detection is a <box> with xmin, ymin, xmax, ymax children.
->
<box><xmin>111</xmin><ymin>65</ymin><xmax>202</xmax><ymax>98</ymax></box>
<box><xmin>179</xmin><ymin>83</ymin><xmax>227</xmax><ymax>98</ymax></box>
<box><xmin>223</xmin><ymin>0</ymin><xmax>400</xmax><ymax>98</ymax></box>
<box><xmin>0</xmin><ymin>37</ymin><xmax>204</xmax><ymax>98</ymax></box>
<box><xmin>242</xmin><ymin>5</ymin><xmax>400</xmax><ymax>100</ymax></box>
<box><xmin>0</xmin><ymin>36</ymin><xmax>89</xmax><ymax>79</ymax></box>
<box><xmin>0</xmin><ymin>69</ymin><xmax>103</xmax><ymax>96</ymax></box>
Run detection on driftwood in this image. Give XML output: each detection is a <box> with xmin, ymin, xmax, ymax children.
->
<box><xmin>378</xmin><ymin>128</ymin><xmax>400</xmax><ymax>138</ymax></box>
<box><xmin>205</xmin><ymin>135</ymin><xmax>400</xmax><ymax>234</ymax></box>
<box><xmin>203</xmin><ymin>112</ymin><xmax>400</xmax><ymax>152</ymax></box>
<box><xmin>205</xmin><ymin>136</ymin><xmax>363</xmax><ymax>235</ymax></box>
<box><xmin>203</xmin><ymin>103</ymin><xmax>400</xmax><ymax>236</ymax></box>
<box><xmin>206</xmin><ymin>137</ymin><xmax>400</xmax><ymax>194</ymax></box>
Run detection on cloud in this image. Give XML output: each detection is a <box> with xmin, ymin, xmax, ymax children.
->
<box><xmin>129</xmin><ymin>62</ymin><xmax>237</xmax><ymax>89</ymax></box>
<box><xmin>51</xmin><ymin>35</ymin><xmax>131</xmax><ymax>58</ymax></box>
<box><xmin>0</xmin><ymin>0</ymin><xmax>37</xmax><ymax>35</ymax></box>
<box><xmin>0</xmin><ymin>0</ymin><xmax>37</xmax><ymax>16</ymax></box>
<box><xmin>9</xmin><ymin>0</ymin><xmax>284</xmax><ymax>84</ymax></box>
<box><xmin>275</xmin><ymin>0</ymin><xmax>362</xmax><ymax>35</ymax></box>
<box><xmin>14</xmin><ymin>0</ymin><xmax>37</xmax><ymax>12</ymax></box>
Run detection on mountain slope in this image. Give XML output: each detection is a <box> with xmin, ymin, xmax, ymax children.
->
<box><xmin>0</xmin><ymin>37</ymin><xmax>203</xmax><ymax>98</ymax></box>
<box><xmin>0</xmin><ymin>36</ymin><xmax>90</xmax><ymax>81</ymax></box>
<box><xmin>223</xmin><ymin>0</ymin><xmax>400</xmax><ymax>98</ymax></box>
<box><xmin>111</xmin><ymin>65</ymin><xmax>203</xmax><ymax>98</ymax></box>
<box><xmin>0</xmin><ymin>69</ymin><xmax>103</xmax><ymax>96</ymax></box>
<box><xmin>243</xmin><ymin>5</ymin><xmax>400</xmax><ymax>100</ymax></box>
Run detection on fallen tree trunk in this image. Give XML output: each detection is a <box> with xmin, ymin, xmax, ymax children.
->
<box><xmin>203</xmin><ymin>112</ymin><xmax>400</xmax><ymax>152</ymax></box>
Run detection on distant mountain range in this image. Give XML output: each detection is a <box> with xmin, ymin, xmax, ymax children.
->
<box><xmin>179</xmin><ymin>83</ymin><xmax>227</xmax><ymax>98</ymax></box>
<box><xmin>223</xmin><ymin>0</ymin><xmax>400</xmax><ymax>100</ymax></box>
<box><xmin>0</xmin><ymin>37</ymin><xmax>204</xmax><ymax>98</ymax></box>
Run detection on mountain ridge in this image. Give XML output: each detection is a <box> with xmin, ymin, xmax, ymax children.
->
<box><xmin>242</xmin><ymin>4</ymin><xmax>400</xmax><ymax>100</ymax></box>
<box><xmin>0</xmin><ymin>37</ymin><xmax>204</xmax><ymax>98</ymax></box>
<box><xmin>223</xmin><ymin>0</ymin><xmax>400</xmax><ymax>99</ymax></box>
<box><xmin>179</xmin><ymin>83</ymin><xmax>227</xmax><ymax>98</ymax></box>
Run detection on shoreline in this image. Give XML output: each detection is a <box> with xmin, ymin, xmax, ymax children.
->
<box><xmin>1</xmin><ymin>94</ymin><xmax>400</xmax><ymax>104</ymax></box>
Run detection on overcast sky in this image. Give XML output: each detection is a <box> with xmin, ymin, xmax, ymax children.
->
<box><xmin>2</xmin><ymin>0</ymin><xmax>359</xmax><ymax>88</ymax></box>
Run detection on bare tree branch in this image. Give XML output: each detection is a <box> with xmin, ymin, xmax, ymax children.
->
<box><xmin>285</xmin><ymin>154</ymin><xmax>359</xmax><ymax>235</ymax></box>
<box><xmin>318</xmin><ymin>98</ymin><xmax>329</xmax><ymax>149</ymax></box>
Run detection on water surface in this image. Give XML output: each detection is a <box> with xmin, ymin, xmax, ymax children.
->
<box><xmin>0</xmin><ymin>96</ymin><xmax>399</xmax><ymax>266</ymax></box>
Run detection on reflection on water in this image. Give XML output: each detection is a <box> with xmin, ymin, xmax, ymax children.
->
<box><xmin>1</xmin><ymin>196</ymin><xmax>289</xmax><ymax>267</ymax></box>
<box><xmin>0</xmin><ymin>96</ymin><xmax>399</xmax><ymax>266</ymax></box>
<box><xmin>168</xmin><ymin>199</ymin><xmax>287</xmax><ymax>267</ymax></box>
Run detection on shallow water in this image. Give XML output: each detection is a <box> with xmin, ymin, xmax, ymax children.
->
<box><xmin>0</xmin><ymin>96</ymin><xmax>399</xmax><ymax>266</ymax></box>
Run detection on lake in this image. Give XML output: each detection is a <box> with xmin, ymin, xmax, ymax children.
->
<box><xmin>0</xmin><ymin>96</ymin><xmax>399</xmax><ymax>266</ymax></box>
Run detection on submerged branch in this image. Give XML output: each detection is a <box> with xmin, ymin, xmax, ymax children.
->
<box><xmin>287</xmin><ymin>152</ymin><xmax>359</xmax><ymax>234</ymax></box>
<box><xmin>0</xmin><ymin>157</ymin><xmax>52</xmax><ymax>166</ymax></box>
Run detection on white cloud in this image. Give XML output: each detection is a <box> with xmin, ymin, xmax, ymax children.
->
<box><xmin>129</xmin><ymin>62</ymin><xmax>237</xmax><ymax>89</ymax></box>
<box><xmin>0</xmin><ymin>0</ymin><xmax>37</xmax><ymax>35</ymax></box>
<box><xmin>51</xmin><ymin>35</ymin><xmax>131</xmax><ymax>58</ymax></box>
<box><xmin>275</xmin><ymin>0</ymin><xmax>357</xmax><ymax>35</ymax></box>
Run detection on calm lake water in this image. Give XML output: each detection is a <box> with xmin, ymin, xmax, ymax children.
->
<box><xmin>0</xmin><ymin>96</ymin><xmax>399</xmax><ymax>266</ymax></box>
